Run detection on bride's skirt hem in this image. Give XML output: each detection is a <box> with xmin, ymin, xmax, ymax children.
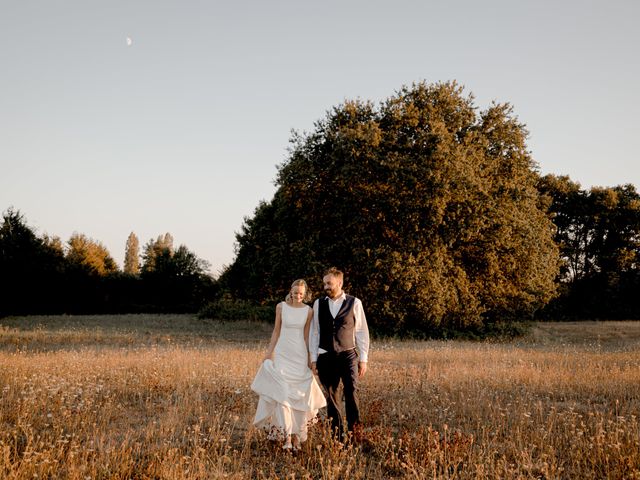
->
<box><xmin>250</xmin><ymin>360</ymin><xmax>327</xmax><ymax>443</ymax></box>
<box><xmin>253</xmin><ymin>396</ymin><xmax>322</xmax><ymax>443</ymax></box>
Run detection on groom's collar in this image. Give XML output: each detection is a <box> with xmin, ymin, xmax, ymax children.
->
<box><xmin>325</xmin><ymin>291</ymin><xmax>346</xmax><ymax>302</ymax></box>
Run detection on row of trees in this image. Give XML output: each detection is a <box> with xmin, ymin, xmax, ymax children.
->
<box><xmin>537</xmin><ymin>175</ymin><xmax>640</xmax><ymax>319</ymax></box>
<box><xmin>0</xmin><ymin>209</ymin><xmax>216</xmax><ymax>315</ymax></box>
<box><xmin>4</xmin><ymin>81</ymin><xmax>640</xmax><ymax>333</ymax></box>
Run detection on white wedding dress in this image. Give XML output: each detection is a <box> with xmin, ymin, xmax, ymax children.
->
<box><xmin>251</xmin><ymin>303</ymin><xmax>326</xmax><ymax>442</ymax></box>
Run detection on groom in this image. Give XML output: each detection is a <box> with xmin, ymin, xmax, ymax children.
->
<box><xmin>310</xmin><ymin>267</ymin><xmax>370</xmax><ymax>440</ymax></box>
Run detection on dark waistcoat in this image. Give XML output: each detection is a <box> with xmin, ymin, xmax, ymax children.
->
<box><xmin>319</xmin><ymin>295</ymin><xmax>356</xmax><ymax>353</ymax></box>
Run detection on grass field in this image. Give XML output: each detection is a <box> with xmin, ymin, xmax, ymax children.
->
<box><xmin>1</xmin><ymin>315</ymin><xmax>639</xmax><ymax>479</ymax></box>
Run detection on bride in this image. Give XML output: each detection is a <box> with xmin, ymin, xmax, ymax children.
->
<box><xmin>250</xmin><ymin>279</ymin><xmax>326</xmax><ymax>451</ymax></box>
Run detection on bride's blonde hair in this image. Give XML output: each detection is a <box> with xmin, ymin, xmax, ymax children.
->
<box><xmin>285</xmin><ymin>279</ymin><xmax>311</xmax><ymax>303</ymax></box>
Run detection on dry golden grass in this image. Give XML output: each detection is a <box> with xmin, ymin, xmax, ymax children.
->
<box><xmin>1</xmin><ymin>315</ymin><xmax>639</xmax><ymax>479</ymax></box>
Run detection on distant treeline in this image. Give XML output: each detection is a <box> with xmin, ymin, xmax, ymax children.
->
<box><xmin>0</xmin><ymin>209</ymin><xmax>217</xmax><ymax>316</ymax></box>
<box><xmin>3</xmin><ymin>81</ymin><xmax>640</xmax><ymax>332</ymax></box>
<box><xmin>537</xmin><ymin>175</ymin><xmax>640</xmax><ymax>320</ymax></box>
<box><xmin>2</xmin><ymin>173</ymin><xmax>640</xmax><ymax>324</ymax></box>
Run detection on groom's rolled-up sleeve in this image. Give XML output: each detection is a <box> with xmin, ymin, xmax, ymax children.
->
<box><xmin>354</xmin><ymin>298</ymin><xmax>369</xmax><ymax>363</ymax></box>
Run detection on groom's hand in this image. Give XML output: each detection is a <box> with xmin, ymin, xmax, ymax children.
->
<box><xmin>311</xmin><ymin>362</ymin><xmax>318</xmax><ymax>376</ymax></box>
<box><xmin>358</xmin><ymin>362</ymin><xmax>367</xmax><ymax>378</ymax></box>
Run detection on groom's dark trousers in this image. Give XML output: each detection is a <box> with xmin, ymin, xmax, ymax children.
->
<box><xmin>316</xmin><ymin>348</ymin><xmax>360</xmax><ymax>435</ymax></box>
<box><xmin>316</xmin><ymin>294</ymin><xmax>362</xmax><ymax>436</ymax></box>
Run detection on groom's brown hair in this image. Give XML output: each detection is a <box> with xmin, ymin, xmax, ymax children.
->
<box><xmin>324</xmin><ymin>267</ymin><xmax>344</xmax><ymax>281</ymax></box>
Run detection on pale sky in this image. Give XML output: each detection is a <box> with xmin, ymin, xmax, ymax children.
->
<box><xmin>1</xmin><ymin>0</ymin><xmax>639</xmax><ymax>276</ymax></box>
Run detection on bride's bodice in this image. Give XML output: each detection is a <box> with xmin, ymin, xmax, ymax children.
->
<box><xmin>274</xmin><ymin>303</ymin><xmax>310</xmax><ymax>363</ymax></box>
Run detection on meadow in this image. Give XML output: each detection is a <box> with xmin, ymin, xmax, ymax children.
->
<box><xmin>1</xmin><ymin>315</ymin><xmax>639</xmax><ymax>479</ymax></box>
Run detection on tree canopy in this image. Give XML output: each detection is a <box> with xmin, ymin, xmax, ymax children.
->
<box><xmin>538</xmin><ymin>175</ymin><xmax>640</xmax><ymax>318</ymax></box>
<box><xmin>0</xmin><ymin>208</ymin><xmax>67</xmax><ymax>314</ymax></box>
<box><xmin>67</xmin><ymin>233</ymin><xmax>118</xmax><ymax>276</ymax></box>
<box><xmin>124</xmin><ymin>232</ymin><xmax>140</xmax><ymax>275</ymax></box>
<box><xmin>0</xmin><ymin>208</ymin><xmax>215</xmax><ymax>315</ymax></box>
<box><xmin>141</xmin><ymin>233</ymin><xmax>174</xmax><ymax>274</ymax></box>
<box><xmin>220</xmin><ymin>81</ymin><xmax>560</xmax><ymax>334</ymax></box>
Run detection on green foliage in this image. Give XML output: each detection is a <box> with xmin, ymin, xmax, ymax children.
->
<box><xmin>124</xmin><ymin>232</ymin><xmax>140</xmax><ymax>275</ymax></box>
<box><xmin>67</xmin><ymin>233</ymin><xmax>118</xmax><ymax>276</ymax></box>
<box><xmin>141</xmin><ymin>233</ymin><xmax>174</xmax><ymax>274</ymax></box>
<box><xmin>140</xmin><ymin>237</ymin><xmax>210</xmax><ymax>280</ymax></box>
<box><xmin>198</xmin><ymin>298</ymin><xmax>274</xmax><ymax>322</ymax></box>
<box><xmin>140</xmin><ymin>239</ymin><xmax>215</xmax><ymax>312</ymax></box>
<box><xmin>220</xmin><ymin>81</ymin><xmax>560</xmax><ymax>335</ymax></box>
<box><xmin>1</xmin><ymin>210</ymin><xmax>217</xmax><ymax>315</ymax></box>
<box><xmin>538</xmin><ymin>175</ymin><xmax>640</xmax><ymax>318</ymax></box>
<box><xmin>0</xmin><ymin>208</ymin><xmax>67</xmax><ymax>315</ymax></box>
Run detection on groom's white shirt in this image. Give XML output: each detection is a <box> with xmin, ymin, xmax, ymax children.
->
<box><xmin>309</xmin><ymin>292</ymin><xmax>369</xmax><ymax>363</ymax></box>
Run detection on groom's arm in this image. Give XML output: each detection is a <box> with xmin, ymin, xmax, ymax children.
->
<box><xmin>309</xmin><ymin>299</ymin><xmax>320</xmax><ymax>372</ymax></box>
<box><xmin>354</xmin><ymin>298</ymin><xmax>369</xmax><ymax>377</ymax></box>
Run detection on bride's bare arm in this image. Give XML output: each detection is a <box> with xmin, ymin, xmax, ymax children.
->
<box><xmin>264</xmin><ymin>303</ymin><xmax>283</xmax><ymax>361</ymax></box>
<box><xmin>304</xmin><ymin>306</ymin><xmax>313</xmax><ymax>368</ymax></box>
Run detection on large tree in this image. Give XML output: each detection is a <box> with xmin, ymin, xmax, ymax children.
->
<box><xmin>0</xmin><ymin>208</ymin><xmax>67</xmax><ymax>314</ymax></box>
<box><xmin>140</xmin><ymin>239</ymin><xmax>214</xmax><ymax>311</ymax></box>
<box><xmin>221</xmin><ymin>81</ymin><xmax>559</xmax><ymax>334</ymax></box>
<box><xmin>66</xmin><ymin>233</ymin><xmax>118</xmax><ymax>276</ymax></box>
<box><xmin>538</xmin><ymin>175</ymin><xmax>640</xmax><ymax>281</ymax></box>
<box><xmin>538</xmin><ymin>175</ymin><xmax>640</xmax><ymax>318</ymax></box>
<box><xmin>124</xmin><ymin>232</ymin><xmax>140</xmax><ymax>275</ymax></box>
<box><xmin>141</xmin><ymin>233</ymin><xmax>174</xmax><ymax>274</ymax></box>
